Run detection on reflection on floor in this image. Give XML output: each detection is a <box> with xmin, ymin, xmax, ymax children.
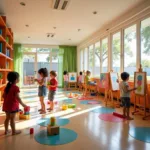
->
<box><xmin>0</xmin><ymin>88</ymin><xmax>150</xmax><ymax>150</ymax></box>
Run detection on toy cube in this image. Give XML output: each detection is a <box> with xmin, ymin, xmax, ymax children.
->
<box><xmin>19</xmin><ymin>114</ymin><xmax>30</xmax><ymax>120</ymax></box>
<box><xmin>62</xmin><ymin>105</ymin><xmax>68</xmax><ymax>110</ymax></box>
<box><xmin>24</xmin><ymin>106</ymin><xmax>30</xmax><ymax>112</ymax></box>
<box><xmin>68</xmin><ymin>104</ymin><xmax>76</xmax><ymax>108</ymax></box>
<box><xmin>47</xmin><ymin>125</ymin><xmax>59</xmax><ymax>136</ymax></box>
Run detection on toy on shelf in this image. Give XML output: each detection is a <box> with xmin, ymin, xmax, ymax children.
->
<box><xmin>19</xmin><ymin>106</ymin><xmax>30</xmax><ymax>120</ymax></box>
<box><xmin>47</xmin><ymin>117</ymin><xmax>59</xmax><ymax>136</ymax></box>
<box><xmin>68</xmin><ymin>104</ymin><xmax>76</xmax><ymax>108</ymax></box>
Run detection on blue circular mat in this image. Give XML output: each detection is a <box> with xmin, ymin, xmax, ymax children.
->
<box><xmin>80</xmin><ymin>100</ymin><xmax>100</xmax><ymax>105</ymax></box>
<box><xmin>129</xmin><ymin>127</ymin><xmax>150</xmax><ymax>143</ymax></box>
<box><xmin>92</xmin><ymin>107</ymin><xmax>115</xmax><ymax>113</ymax></box>
<box><xmin>37</xmin><ymin>118</ymin><xmax>70</xmax><ymax>127</ymax></box>
<box><xmin>34</xmin><ymin>128</ymin><xmax>78</xmax><ymax>145</ymax></box>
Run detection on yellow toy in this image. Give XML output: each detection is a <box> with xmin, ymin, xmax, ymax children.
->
<box><xmin>19</xmin><ymin>114</ymin><xmax>30</xmax><ymax>120</ymax></box>
<box><xmin>62</xmin><ymin>104</ymin><xmax>68</xmax><ymax>110</ymax></box>
<box><xmin>50</xmin><ymin>117</ymin><xmax>56</xmax><ymax>126</ymax></box>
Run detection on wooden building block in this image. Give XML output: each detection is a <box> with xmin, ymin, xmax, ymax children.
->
<box><xmin>47</xmin><ymin>125</ymin><xmax>59</xmax><ymax>136</ymax></box>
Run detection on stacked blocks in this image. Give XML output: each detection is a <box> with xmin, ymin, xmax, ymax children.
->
<box><xmin>19</xmin><ymin>106</ymin><xmax>30</xmax><ymax>120</ymax></box>
<box><xmin>47</xmin><ymin>117</ymin><xmax>59</xmax><ymax>136</ymax></box>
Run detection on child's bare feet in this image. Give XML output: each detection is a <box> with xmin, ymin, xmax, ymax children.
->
<box><xmin>5</xmin><ymin>130</ymin><xmax>11</xmax><ymax>135</ymax></box>
<box><xmin>40</xmin><ymin>111</ymin><xmax>46</xmax><ymax>114</ymax></box>
<box><xmin>12</xmin><ymin>130</ymin><xmax>21</xmax><ymax>135</ymax></box>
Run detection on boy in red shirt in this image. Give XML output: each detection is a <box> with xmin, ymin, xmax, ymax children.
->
<box><xmin>47</xmin><ymin>71</ymin><xmax>58</xmax><ymax>111</ymax></box>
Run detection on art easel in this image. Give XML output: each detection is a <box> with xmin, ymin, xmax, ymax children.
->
<box><xmin>105</xmin><ymin>70</ymin><xmax>120</xmax><ymax>108</ymax></box>
<box><xmin>68</xmin><ymin>82</ymin><xmax>77</xmax><ymax>90</ymax></box>
<box><xmin>132</xmin><ymin>64</ymin><xmax>150</xmax><ymax>120</ymax></box>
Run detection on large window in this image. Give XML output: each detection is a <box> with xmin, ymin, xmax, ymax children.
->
<box><xmin>84</xmin><ymin>48</ymin><xmax>88</xmax><ymax>71</ymax></box>
<box><xmin>102</xmin><ymin>38</ymin><xmax>108</xmax><ymax>73</ymax></box>
<box><xmin>88</xmin><ymin>45</ymin><xmax>94</xmax><ymax>73</ymax></box>
<box><xmin>141</xmin><ymin>17</ymin><xmax>150</xmax><ymax>79</ymax></box>
<box><xmin>124</xmin><ymin>25</ymin><xmax>136</xmax><ymax>78</ymax></box>
<box><xmin>112</xmin><ymin>32</ymin><xmax>121</xmax><ymax>73</ymax></box>
<box><xmin>94</xmin><ymin>42</ymin><xmax>100</xmax><ymax>76</ymax></box>
<box><xmin>80</xmin><ymin>50</ymin><xmax>83</xmax><ymax>71</ymax></box>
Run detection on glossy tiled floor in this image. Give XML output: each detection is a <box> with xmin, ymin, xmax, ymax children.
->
<box><xmin>0</xmin><ymin>88</ymin><xmax>150</xmax><ymax>150</ymax></box>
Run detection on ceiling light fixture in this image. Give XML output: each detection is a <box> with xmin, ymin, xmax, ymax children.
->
<box><xmin>28</xmin><ymin>36</ymin><xmax>30</xmax><ymax>38</ymax></box>
<box><xmin>78</xmin><ymin>29</ymin><xmax>81</xmax><ymax>32</ymax></box>
<box><xmin>53</xmin><ymin>27</ymin><xmax>57</xmax><ymax>29</ymax></box>
<box><xmin>68</xmin><ymin>39</ymin><xmax>71</xmax><ymax>40</ymax></box>
<box><xmin>25</xmin><ymin>25</ymin><xmax>29</xmax><ymax>27</ymax></box>
<box><xmin>20</xmin><ymin>2</ymin><xmax>26</xmax><ymax>6</ymax></box>
<box><xmin>93</xmin><ymin>11</ymin><xmax>97</xmax><ymax>15</ymax></box>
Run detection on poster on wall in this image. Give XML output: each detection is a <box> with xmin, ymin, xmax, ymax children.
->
<box><xmin>69</xmin><ymin>72</ymin><xmax>77</xmax><ymax>82</ymax></box>
<box><xmin>110</xmin><ymin>72</ymin><xmax>119</xmax><ymax>91</ymax></box>
<box><xmin>134</xmin><ymin>72</ymin><xmax>147</xmax><ymax>96</ymax></box>
<box><xmin>99</xmin><ymin>73</ymin><xmax>109</xmax><ymax>89</ymax></box>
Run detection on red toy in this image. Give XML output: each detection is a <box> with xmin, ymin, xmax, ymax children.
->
<box><xmin>30</xmin><ymin>128</ymin><xmax>34</xmax><ymax>134</ymax></box>
<box><xmin>24</xmin><ymin>106</ymin><xmax>30</xmax><ymax>112</ymax></box>
<box><xmin>113</xmin><ymin>112</ymin><xmax>126</xmax><ymax>119</ymax></box>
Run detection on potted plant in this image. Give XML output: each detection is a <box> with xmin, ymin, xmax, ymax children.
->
<box><xmin>0</xmin><ymin>73</ymin><xmax>3</xmax><ymax>85</ymax></box>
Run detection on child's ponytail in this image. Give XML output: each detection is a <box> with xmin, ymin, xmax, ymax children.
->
<box><xmin>4</xmin><ymin>72</ymin><xmax>19</xmax><ymax>94</ymax></box>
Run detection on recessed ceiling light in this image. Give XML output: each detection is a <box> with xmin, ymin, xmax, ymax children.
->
<box><xmin>25</xmin><ymin>25</ymin><xmax>29</xmax><ymax>27</ymax></box>
<box><xmin>20</xmin><ymin>2</ymin><xmax>26</xmax><ymax>6</ymax></box>
<box><xmin>93</xmin><ymin>11</ymin><xmax>97</xmax><ymax>15</ymax></box>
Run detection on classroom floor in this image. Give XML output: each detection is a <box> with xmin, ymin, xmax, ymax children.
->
<box><xmin>0</xmin><ymin>88</ymin><xmax>150</xmax><ymax>150</ymax></box>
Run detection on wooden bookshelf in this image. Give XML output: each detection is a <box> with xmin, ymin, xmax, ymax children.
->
<box><xmin>0</xmin><ymin>16</ymin><xmax>14</xmax><ymax>103</ymax></box>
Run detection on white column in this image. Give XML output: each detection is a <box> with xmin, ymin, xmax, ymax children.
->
<box><xmin>136</xmin><ymin>21</ymin><xmax>141</xmax><ymax>71</ymax></box>
<box><xmin>120</xmin><ymin>28</ymin><xmax>124</xmax><ymax>73</ymax></box>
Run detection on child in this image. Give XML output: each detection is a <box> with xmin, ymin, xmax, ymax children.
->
<box><xmin>78</xmin><ymin>71</ymin><xmax>83</xmax><ymax>90</ymax></box>
<box><xmin>35</xmin><ymin>68</ymin><xmax>48</xmax><ymax>114</ymax></box>
<box><xmin>83</xmin><ymin>70</ymin><xmax>91</xmax><ymax>96</ymax></box>
<box><xmin>63</xmin><ymin>71</ymin><xmax>69</xmax><ymax>90</ymax></box>
<box><xmin>2</xmin><ymin>72</ymin><xmax>27</xmax><ymax>135</ymax></box>
<box><xmin>47</xmin><ymin>71</ymin><xmax>58</xmax><ymax>111</ymax></box>
<box><xmin>119</xmin><ymin>72</ymin><xmax>137</xmax><ymax>120</ymax></box>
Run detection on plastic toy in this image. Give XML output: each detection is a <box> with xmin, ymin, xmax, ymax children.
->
<box><xmin>19</xmin><ymin>106</ymin><xmax>30</xmax><ymax>120</ymax></box>
<box><xmin>68</xmin><ymin>104</ymin><xmax>76</xmax><ymax>108</ymax></box>
<box><xmin>113</xmin><ymin>112</ymin><xmax>126</xmax><ymax>119</ymax></box>
<box><xmin>50</xmin><ymin>117</ymin><xmax>56</xmax><ymax>126</ymax></box>
<box><xmin>30</xmin><ymin>128</ymin><xmax>34</xmax><ymax>134</ymax></box>
<box><xmin>62</xmin><ymin>104</ymin><xmax>68</xmax><ymax>110</ymax></box>
<box><xmin>68</xmin><ymin>93</ymin><xmax>73</xmax><ymax>98</ymax></box>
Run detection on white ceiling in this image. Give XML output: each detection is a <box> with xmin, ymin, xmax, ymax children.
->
<box><xmin>0</xmin><ymin>0</ymin><xmax>145</xmax><ymax>46</ymax></box>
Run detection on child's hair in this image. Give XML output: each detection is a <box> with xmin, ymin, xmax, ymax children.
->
<box><xmin>5</xmin><ymin>71</ymin><xmax>19</xmax><ymax>94</ymax></box>
<box><xmin>80</xmin><ymin>71</ymin><xmax>82</xmax><ymax>75</ymax></box>
<box><xmin>63</xmin><ymin>71</ymin><xmax>68</xmax><ymax>75</ymax></box>
<box><xmin>38</xmin><ymin>68</ymin><xmax>48</xmax><ymax>77</ymax></box>
<box><xmin>50</xmin><ymin>70</ymin><xmax>57</xmax><ymax>77</ymax></box>
<box><xmin>86</xmin><ymin>70</ymin><xmax>91</xmax><ymax>75</ymax></box>
<box><xmin>121</xmin><ymin>72</ymin><xmax>129</xmax><ymax>81</ymax></box>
